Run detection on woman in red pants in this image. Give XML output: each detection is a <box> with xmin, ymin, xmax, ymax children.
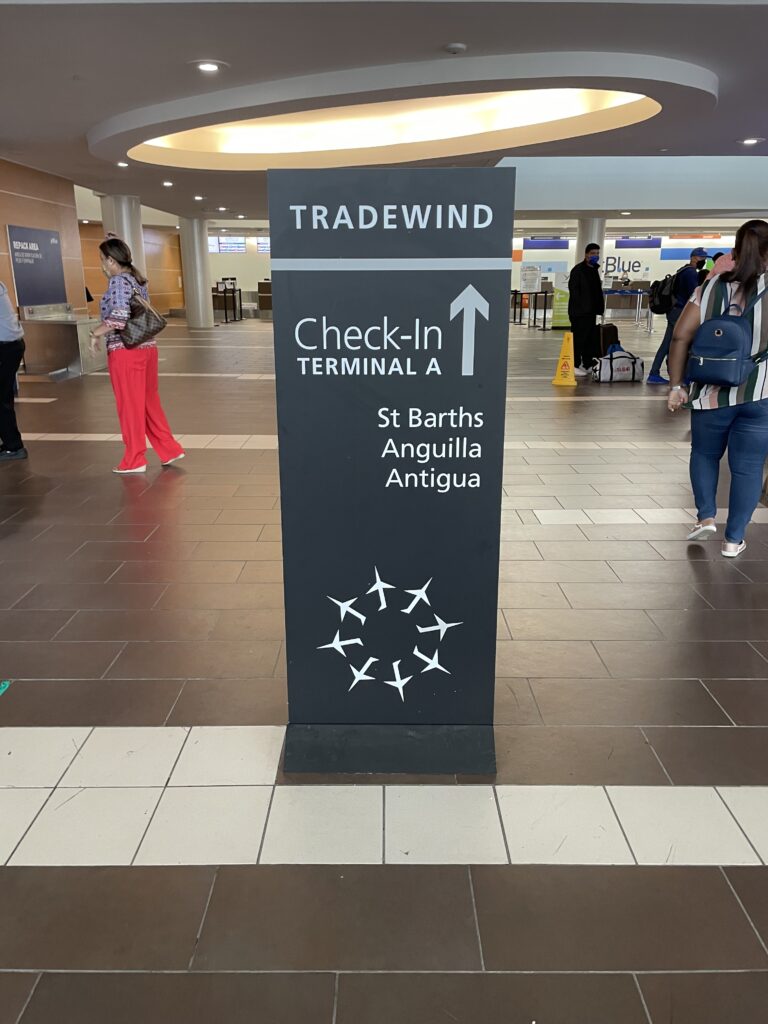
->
<box><xmin>90</xmin><ymin>237</ymin><xmax>185</xmax><ymax>474</ymax></box>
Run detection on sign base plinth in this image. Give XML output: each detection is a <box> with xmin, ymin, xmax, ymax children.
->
<box><xmin>283</xmin><ymin>723</ymin><xmax>496</xmax><ymax>775</ymax></box>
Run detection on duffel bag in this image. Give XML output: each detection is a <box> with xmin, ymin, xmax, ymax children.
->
<box><xmin>592</xmin><ymin>350</ymin><xmax>644</xmax><ymax>383</ymax></box>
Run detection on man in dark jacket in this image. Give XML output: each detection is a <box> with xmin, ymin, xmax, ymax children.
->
<box><xmin>647</xmin><ymin>246</ymin><xmax>708</xmax><ymax>384</ymax></box>
<box><xmin>568</xmin><ymin>243</ymin><xmax>605</xmax><ymax>377</ymax></box>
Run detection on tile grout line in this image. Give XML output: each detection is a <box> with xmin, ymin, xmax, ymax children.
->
<box><xmin>699</xmin><ymin>680</ymin><xmax>738</xmax><ymax>727</ymax></box>
<box><xmin>163</xmin><ymin>680</ymin><xmax>189</xmax><ymax>726</ymax></box>
<box><xmin>466</xmin><ymin>867</ymin><xmax>487</xmax><ymax>972</ymax></box>
<box><xmin>330</xmin><ymin>972</ymin><xmax>340</xmax><ymax>1024</ymax></box>
<box><xmin>5</xmin><ymin>726</ymin><xmax>95</xmax><ymax>866</ymax></box>
<box><xmin>49</xmin><ymin>609</ymin><xmax>79</xmax><ymax>642</ymax></box>
<box><xmin>747</xmin><ymin>640</ymin><xmax>768</xmax><ymax>665</ymax></box>
<box><xmin>5</xmin><ymin>967</ymin><xmax>768</xmax><ymax>976</ymax></box>
<box><xmin>713</xmin><ymin>788</ymin><xmax>765</xmax><ymax>866</ymax></box>
<box><xmin>99</xmin><ymin>641</ymin><xmax>129</xmax><ymax>680</ymax></box>
<box><xmin>633</xmin><ymin>971</ymin><xmax>655</xmax><ymax>1022</ymax></box>
<box><xmin>603</xmin><ymin>786</ymin><xmax>639</xmax><ymax>865</ymax></box>
<box><xmin>187</xmin><ymin>866</ymin><xmax>220</xmax><ymax>971</ymax></box>
<box><xmin>639</xmin><ymin>727</ymin><xmax>675</xmax><ymax>786</ymax></box>
<box><xmin>492</xmin><ymin>786</ymin><xmax>512</xmax><ymax>864</ymax></box>
<box><xmin>12</xmin><ymin>972</ymin><xmax>42</xmax><ymax>1024</ymax></box>
<box><xmin>719</xmin><ymin>866</ymin><xmax>768</xmax><ymax>960</ymax></box>
<box><xmin>256</xmin><ymin>782</ymin><xmax>278</xmax><ymax>865</ymax></box>
<box><xmin>130</xmin><ymin>727</ymin><xmax>192</xmax><ymax>866</ymax></box>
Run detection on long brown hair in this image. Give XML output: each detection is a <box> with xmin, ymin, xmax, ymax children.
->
<box><xmin>99</xmin><ymin>237</ymin><xmax>148</xmax><ymax>286</ymax></box>
<box><xmin>722</xmin><ymin>219</ymin><xmax>768</xmax><ymax>295</ymax></box>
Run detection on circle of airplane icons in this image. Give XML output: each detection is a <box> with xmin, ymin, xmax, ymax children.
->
<box><xmin>317</xmin><ymin>566</ymin><xmax>462</xmax><ymax>703</ymax></box>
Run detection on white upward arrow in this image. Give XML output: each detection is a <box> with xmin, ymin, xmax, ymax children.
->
<box><xmin>450</xmin><ymin>284</ymin><xmax>490</xmax><ymax>377</ymax></box>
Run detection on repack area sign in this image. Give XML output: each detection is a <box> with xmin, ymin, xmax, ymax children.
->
<box><xmin>269</xmin><ymin>167</ymin><xmax>515</xmax><ymax>774</ymax></box>
<box><xmin>7</xmin><ymin>225</ymin><xmax>67</xmax><ymax>307</ymax></box>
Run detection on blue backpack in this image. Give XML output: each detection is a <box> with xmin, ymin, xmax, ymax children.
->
<box><xmin>688</xmin><ymin>280</ymin><xmax>768</xmax><ymax>387</ymax></box>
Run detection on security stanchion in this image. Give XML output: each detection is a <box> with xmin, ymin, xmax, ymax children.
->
<box><xmin>551</xmin><ymin>331</ymin><xmax>578</xmax><ymax>387</ymax></box>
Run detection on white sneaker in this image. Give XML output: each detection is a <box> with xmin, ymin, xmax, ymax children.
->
<box><xmin>162</xmin><ymin>453</ymin><xmax>186</xmax><ymax>467</ymax></box>
<box><xmin>112</xmin><ymin>465</ymin><xmax>147</xmax><ymax>475</ymax></box>
<box><xmin>574</xmin><ymin>365</ymin><xmax>589</xmax><ymax>378</ymax></box>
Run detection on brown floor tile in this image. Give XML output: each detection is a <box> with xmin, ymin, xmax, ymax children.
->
<box><xmin>647</xmin><ymin>727</ymin><xmax>768</xmax><ymax>784</ymax></box>
<box><xmin>705</xmin><ymin>679</ymin><xmax>768</xmax><ymax>725</ymax></box>
<box><xmin>0</xmin><ymin>678</ymin><xmax>183</xmax><ymax>726</ymax></box>
<box><xmin>536</xmin><ymin>541</ymin><xmax>663</xmax><ymax>561</ymax></box>
<box><xmin>152</xmin><ymin>525</ymin><xmax>267</xmax><ymax>543</ymax></box>
<box><xmin>156</xmin><ymin>582</ymin><xmax>284</xmax><ymax>609</ymax></box>
<box><xmin>639</xmin><ymin>972</ymin><xmax>768</xmax><ymax>1024</ymax></box>
<box><xmin>724</xmin><ymin>869</ymin><xmax>768</xmax><ymax>951</ymax></box>
<box><xmin>496</xmin><ymin>640</ymin><xmax>608</xmax><ymax>677</ymax></box>
<box><xmin>184</xmin><ymin>495</ymin><xmax>278</xmax><ymax>509</ymax></box>
<box><xmin>735</xmin><ymin>561</ymin><xmax>768</xmax><ymax>583</ymax></box>
<box><xmin>191</xmin><ymin>541</ymin><xmax>282</xmax><ymax>561</ymax></box>
<box><xmin>0</xmin><ymin>610</ymin><xmax>73</xmax><ymax>640</ymax></box>
<box><xmin>56</xmin><ymin>610</ymin><xmax>220</xmax><ymax>641</ymax></box>
<box><xmin>493</xmin><ymin>679</ymin><xmax>544</xmax><ymax>725</ymax></box>
<box><xmin>106</xmin><ymin>640</ymin><xmax>281</xmax><ymax>678</ymax></box>
<box><xmin>0</xmin><ymin>561</ymin><xmax>123</xmax><ymax>585</ymax></box>
<box><xmin>69</xmin><ymin>541</ymin><xmax>199</xmax><ymax>562</ymax></box>
<box><xmin>238</xmin><ymin>560</ymin><xmax>284</xmax><ymax>583</ymax></box>
<box><xmin>109</xmin><ymin>508</ymin><xmax>220</xmax><ymax>526</ymax></box>
<box><xmin>472</xmin><ymin>866</ymin><xmax>768</xmax><ymax>971</ymax></box>
<box><xmin>209</xmin><ymin>608</ymin><xmax>285</xmax><ymax>640</ymax></box>
<box><xmin>561</xmin><ymin>582</ymin><xmax>710</xmax><ymax>610</ymax></box>
<box><xmin>497</xmin><ymin>561</ymin><xmax>618</xmax><ymax>583</ymax></box>
<box><xmin>652</xmin><ymin>540</ymin><xmax>768</xmax><ymax>560</ymax></box>
<box><xmin>193</xmin><ymin>866</ymin><xmax>481</xmax><ymax>971</ymax></box>
<box><xmin>39</xmin><ymin>524</ymin><xmax>157</xmax><ymax>544</ymax></box>
<box><xmin>531</xmin><ymin>678</ymin><xmax>729</xmax><ymax>726</ymax></box>
<box><xmin>0</xmin><ymin>867</ymin><xmax>214</xmax><ymax>969</ymax></box>
<box><xmin>215</xmin><ymin>508</ymin><xmax>282</xmax><ymax>525</ymax></box>
<box><xmin>694</xmin><ymin>584</ymin><xmax>768</xmax><ymax>609</ymax></box>
<box><xmin>472</xmin><ymin>725</ymin><xmax>668</xmax><ymax>785</ymax></box>
<box><xmin>15</xmin><ymin>583</ymin><xmax>166</xmax><ymax>611</ymax></box>
<box><xmin>21</xmin><ymin>972</ymin><xmax>335</xmax><ymax>1024</ymax></box>
<box><xmin>497</xmin><ymin>582</ymin><xmax>569</xmax><ymax>608</ymax></box>
<box><xmin>0</xmin><ymin>540</ymin><xmax>87</xmax><ymax>562</ymax></box>
<box><xmin>110</xmin><ymin>560</ymin><xmax>244</xmax><ymax>583</ymax></box>
<box><xmin>337</xmin><ymin>972</ymin><xmax>648</xmax><ymax>1024</ymax></box>
<box><xmin>595</xmin><ymin>641</ymin><xmax>768</xmax><ymax>678</ymax></box>
<box><xmin>648</xmin><ymin>609</ymin><xmax>768</xmax><ymax>641</ymax></box>
<box><xmin>0</xmin><ymin>642</ymin><xmax>124</xmax><ymax>679</ymax></box>
<box><xmin>609</xmin><ymin>560</ymin><xmax>748</xmax><ymax>583</ymax></box>
<box><xmin>750</xmin><ymin>642</ymin><xmax>768</xmax><ymax>664</ymax></box>
<box><xmin>0</xmin><ymin>972</ymin><xmax>38</xmax><ymax>1024</ymax></box>
<box><xmin>167</xmin><ymin>677</ymin><xmax>288</xmax><ymax>725</ymax></box>
<box><xmin>0</xmin><ymin>581</ymin><xmax>34</xmax><ymax>609</ymax></box>
<box><xmin>503</xmin><ymin>608</ymin><xmax>662</xmax><ymax>640</ymax></box>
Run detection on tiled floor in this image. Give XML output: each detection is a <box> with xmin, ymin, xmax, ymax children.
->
<box><xmin>2</xmin><ymin>318</ymin><xmax>768</xmax><ymax>1019</ymax></box>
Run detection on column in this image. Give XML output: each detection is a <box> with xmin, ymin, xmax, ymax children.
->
<box><xmin>179</xmin><ymin>216</ymin><xmax>214</xmax><ymax>330</ymax></box>
<box><xmin>575</xmin><ymin>217</ymin><xmax>606</xmax><ymax>264</ymax></box>
<box><xmin>99</xmin><ymin>194</ymin><xmax>147</xmax><ymax>274</ymax></box>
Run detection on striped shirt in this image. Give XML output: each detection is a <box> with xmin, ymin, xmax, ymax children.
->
<box><xmin>686</xmin><ymin>272</ymin><xmax>768</xmax><ymax>411</ymax></box>
<box><xmin>100</xmin><ymin>272</ymin><xmax>156</xmax><ymax>353</ymax></box>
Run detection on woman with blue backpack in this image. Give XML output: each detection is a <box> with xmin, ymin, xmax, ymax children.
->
<box><xmin>667</xmin><ymin>219</ymin><xmax>768</xmax><ymax>558</ymax></box>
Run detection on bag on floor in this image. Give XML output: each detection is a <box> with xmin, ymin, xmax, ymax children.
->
<box><xmin>687</xmin><ymin>281</ymin><xmax>768</xmax><ymax>387</ymax></box>
<box><xmin>592</xmin><ymin>346</ymin><xmax>644</xmax><ymax>383</ymax></box>
<box><xmin>597</xmin><ymin>322</ymin><xmax>620</xmax><ymax>356</ymax></box>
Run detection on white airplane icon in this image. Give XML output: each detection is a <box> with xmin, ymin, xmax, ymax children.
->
<box><xmin>413</xmin><ymin>645</ymin><xmax>450</xmax><ymax>675</ymax></box>
<box><xmin>318</xmin><ymin>630</ymin><xmax>364</xmax><ymax>658</ymax></box>
<box><xmin>367</xmin><ymin>566</ymin><xmax>396</xmax><ymax>610</ymax></box>
<box><xmin>349</xmin><ymin>657</ymin><xmax>378</xmax><ymax>691</ymax></box>
<box><xmin>402</xmin><ymin>578</ymin><xmax>432</xmax><ymax>615</ymax></box>
<box><xmin>384</xmin><ymin>660</ymin><xmax>413</xmax><ymax>702</ymax></box>
<box><xmin>328</xmin><ymin>595</ymin><xmax>366</xmax><ymax>625</ymax></box>
<box><xmin>417</xmin><ymin>613</ymin><xmax>462</xmax><ymax>640</ymax></box>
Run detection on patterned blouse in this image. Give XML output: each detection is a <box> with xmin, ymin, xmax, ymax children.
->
<box><xmin>687</xmin><ymin>272</ymin><xmax>768</xmax><ymax>411</ymax></box>
<box><xmin>100</xmin><ymin>272</ymin><xmax>156</xmax><ymax>352</ymax></box>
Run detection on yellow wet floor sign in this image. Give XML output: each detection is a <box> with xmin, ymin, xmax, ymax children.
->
<box><xmin>552</xmin><ymin>331</ymin><xmax>578</xmax><ymax>387</ymax></box>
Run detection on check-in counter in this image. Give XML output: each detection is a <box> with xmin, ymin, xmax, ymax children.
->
<box><xmin>19</xmin><ymin>303</ymin><xmax>106</xmax><ymax>377</ymax></box>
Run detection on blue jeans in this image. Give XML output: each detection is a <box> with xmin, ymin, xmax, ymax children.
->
<box><xmin>690</xmin><ymin>399</ymin><xmax>768</xmax><ymax>542</ymax></box>
<box><xmin>650</xmin><ymin>306</ymin><xmax>682</xmax><ymax>377</ymax></box>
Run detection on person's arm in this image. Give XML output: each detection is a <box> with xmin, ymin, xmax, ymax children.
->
<box><xmin>90</xmin><ymin>276</ymin><xmax>131</xmax><ymax>346</ymax></box>
<box><xmin>666</xmin><ymin>297</ymin><xmax>700</xmax><ymax>412</ymax></box>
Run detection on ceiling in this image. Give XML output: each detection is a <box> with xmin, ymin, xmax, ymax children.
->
<box><xmin>4</xmin><ymin>1</ymin><xmax>768</xmax><ymax>220</ymax></box>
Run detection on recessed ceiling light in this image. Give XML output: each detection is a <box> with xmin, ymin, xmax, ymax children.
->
<box><xmin>444</xmin><ymin>42</ymin><xmax>468</xmax><ymax>55</ymax></box>
<box><xmin>82</xmin><ymin>220</ymin><xmax>89</xmax><ymax>224</ymax></box>
<box><xmin>221</xmin><ymin>228</ymin><xmax>228</xmax><ymax>232</ymax></box>
<box><xmin>189</xmin><ymin>58</ymin><xmax>230</xmax><ymax>73</ymax></box>
<box><xmin>194</xmin><ymin>195</ymin><xmax>204</xmax><ymax>201</ymax></box>
<box><xmin>620</xmin><ymin>211</ymin><xmax>632</xmax><ymax>216</ymax></box>
<box><xmin>162</xmin><ymin>180</ymin><xmax>174</xmax><ymax>187</ymax></box>
<box><xmin>175</xmin><ymin>225</ymin><xmax>180</xmax><ymax>229</ymax></box>
<box><xmin>742</xmin><ymin>137</ymin><xmax>765</xmax><ymax>146</ymax></box>
<box><xmin>237</xmin><ymin>214</ymin><xmax>245</xmax><ymax>219</ymax></box>
<box><xmin>218</xmin><ymin>207</ymin><xmax>227</xmax><ymax>211</ymax></box>
<box><xmin>116</xmin><ymin>161</ymin><xmax>128</xmax><ymax>168</ymax></box>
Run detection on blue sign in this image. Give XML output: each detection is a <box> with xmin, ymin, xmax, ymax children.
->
<box><xmin>615</xmin><ymin>238</ymin><xmax>661</xmax><ymax>249</ymax></box>
<box><xmin>523</xmin><ymin>238</ymin><xmax>569</xmax><ymax>250</ymax></box>
<box><xmin>8</xmin><ymin>225</ymin><xmax>67</xmax><ymax>306</ymax></box>
<box><xmin>661</xmin><ymin>247</ymin><xmax>699</xmax><ymax>262</ymax></box>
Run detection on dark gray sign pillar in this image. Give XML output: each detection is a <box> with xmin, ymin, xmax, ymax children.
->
<box><xmin>269</xmin><ymin>167</ymin><xmax>515</xmax><ymax>774</ymax></box>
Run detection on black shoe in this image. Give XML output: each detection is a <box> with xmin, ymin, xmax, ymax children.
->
<box><xmin>0</xmin><ymin>447</ymin><xmax>28</xmax><ymax>462</ymax></box>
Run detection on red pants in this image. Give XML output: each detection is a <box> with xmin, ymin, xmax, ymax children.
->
<box><xmin>108</xmin><ymin>347</ymin><xmax>184</xmax><ymax>470</ymax></box>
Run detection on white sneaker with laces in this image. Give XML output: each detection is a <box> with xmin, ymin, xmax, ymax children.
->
<box><xmin>573</xmin><ymin>365</ymin><xmax>589</xmax><ymax>378</ymax></box>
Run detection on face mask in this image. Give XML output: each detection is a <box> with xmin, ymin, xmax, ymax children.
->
<box><xmin>588</xmin><ymin>255</ymin><xmax>600</xmax><ymax>266</ymax></box>
<box><xmin>696</xmin><ymin>260</ymin><xmax>706</xmax><ymax>270</ymax></box>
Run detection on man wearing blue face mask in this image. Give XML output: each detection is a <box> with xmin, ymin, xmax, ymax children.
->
<box><xmin>567</xmin><ymin>243</ymin><xmax>605</xmax><ymax>377</ymax></box>
<box><xmin>647</xmin><ymin>246</ymin><xmax>708</xmax><ymax>384</ymax></box>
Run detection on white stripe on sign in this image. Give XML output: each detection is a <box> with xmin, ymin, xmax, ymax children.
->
<box><xmin>271</xmin><ymin>258</ymin><xmax>513</xmax><ymax>271</ymax></box>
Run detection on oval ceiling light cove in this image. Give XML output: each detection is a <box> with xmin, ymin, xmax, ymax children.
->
<box><xmin>127</xmin><ymin>89</ymin><xmax>660</xmax><ymax>170</ymax></box>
